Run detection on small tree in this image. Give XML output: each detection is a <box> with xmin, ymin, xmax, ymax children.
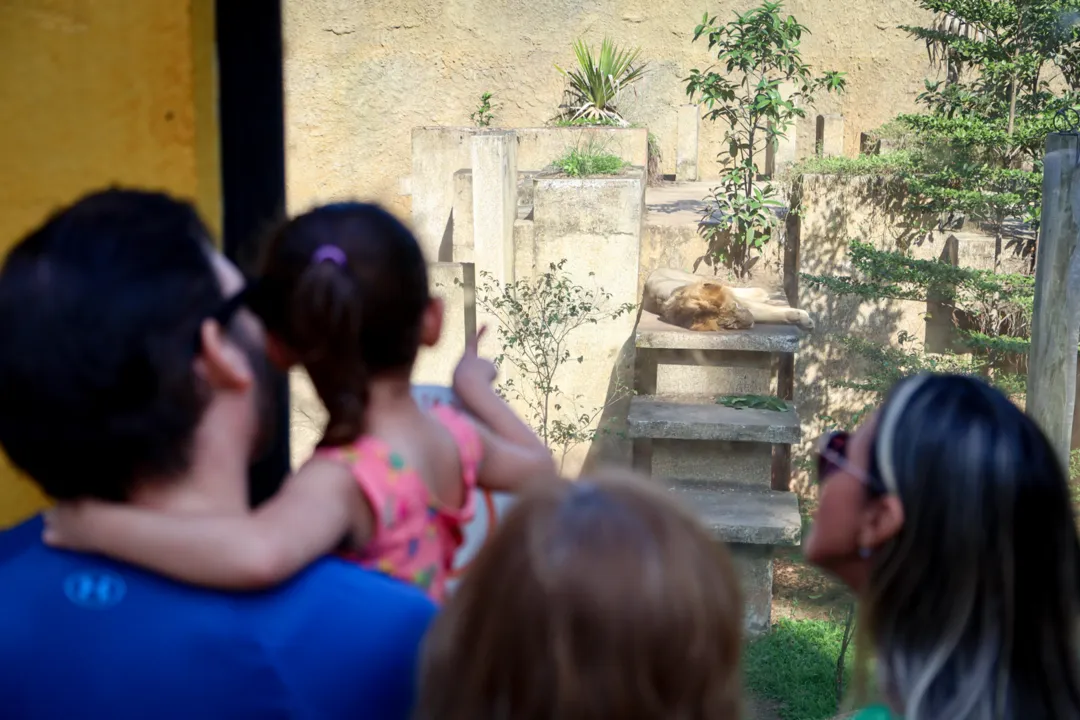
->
<box><xmin>686</xmin><ymin>1</ymin><xmax>845</xmax><ymax>277</ymax></box>
<box><xmin>894</xmin><ymin>0</ymin><xmax>1080</xmax><ymax>266</ymax></box>
<box><xmin>470</xmin><ymin>92</ymin><xmax>497</xmax><ymax>127</ymax></box>
<box><xmin>476</xmin><ymin>260</ymin><xmax>636</xmax><ymax>469</ymax></box>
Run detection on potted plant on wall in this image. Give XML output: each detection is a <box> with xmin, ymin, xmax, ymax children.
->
<box><xmin>555</xmin><ymin>37</ymin><xmax>648</xmax><ymax>127</ymax></box>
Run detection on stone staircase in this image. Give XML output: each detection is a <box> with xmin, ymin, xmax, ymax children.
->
<box><xmin>628</xmin><ymin>310</ymin><xmax>804</xmax><ymax>635</ymax></box>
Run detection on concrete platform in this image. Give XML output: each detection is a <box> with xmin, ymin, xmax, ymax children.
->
<box><xmin>645</xmin><ymin>180</ymin><xmax>789</xmax><ymax>227</ymax></box>
<box><xmin>636</xmin><ymin>310</ymin><xmax>803</xmax><ymax>353</ymax></box>
<box><xmin>664</xmin><ymin>479</ymin><xmax>801</xmax><ymax>546</ymax></box>
<box><xmin>628</xmin><ymin>394</ymin><xmax>801</xmax><ymax>444</ymax></box>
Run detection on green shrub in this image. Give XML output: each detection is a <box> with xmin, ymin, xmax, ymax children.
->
<box><xmin>551</xmin><ymin>147</ymin><xmax>627</xmax><ymax>177</ymax></box>
<box><xmin>550</xmin><ymin>116</ymin><xmax>624</xmax><ymax>128</ymax></box>
<box><xmin>555</xmin><ymin>37</ymin><xmax>647</xmax><ymax>126</ymax></box>
<box><xmin>787</xmin><ymin>152</ymin><xmax>914</xmax><ymax>179</ymax></box>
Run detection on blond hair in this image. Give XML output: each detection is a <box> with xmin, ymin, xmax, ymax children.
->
<box><xmin>416</xmin><ymin>468</ymin><xmax>744</xmax><ymax>720</ymax></box>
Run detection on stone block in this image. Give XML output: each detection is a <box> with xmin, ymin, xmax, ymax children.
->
<box><xmin>676</xmin><ymin>105</ymin><xmax>699</xmax><ymax>181</ymax></box>
<box><xmin>654</xmin><ymin>349</ymin><xmax>773</xmax><ymax>397</ymax></box>
<box><xmin>815</xmin><ymin>114</ymin><xmax>844</xmax><ymax>157</ymax></box>
<box><xmin>665</xmin><ymin>479</ymin><xmax>802</xmax><ymax>546</ymax></box>
<box><xmin>411</xmin><ymin>127</ymin><xmax>477</xmax><ymax>261</ymax></box>
<box><xmin>636</xmin><ymin>311</ymin><xmax>803</xmax><ymax>353</ymax></box>
<box><xmin>628</xmin><ymin>395</ymin><xmax>800</xmax><ymax>444</ymax></box>
<box><xmin>730</xmin><ymin>544</ymin><xmax>775</xmax><ymax>636</ymax></box>
<box><xmin>529</xmin><ymin>168</ymin><xmax>645</xmax><ymax>473</ymax></box>
<box><xmin>648</xmin><ymin>439</ymin><xmax>773</xmax><ymax>486</ymax></box>
<box><xmin>451</xmin><ymin>169</ymin><xmax>474</xmax><ymax>263</ymax></box>
<box><xmin>471</xmin><ymin>131</ymin><xmax>518</xmax><ymax>286</ymax></box>
<box><xmin>512</xmin><ymin>218</ymin><xmax>536</xmax><ymax>280</ymax></box>
<box><xmin>453</xmin><ymin>168</ymin><xmax>541</xmax><ymax>266</ymax></box>
<box><xmin>414</xmin><ymin>262</ymin><xmax>476</xmax><ymax>386</ymax></box>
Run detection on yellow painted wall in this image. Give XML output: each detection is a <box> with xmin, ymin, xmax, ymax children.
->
<box><xmin>0</xmin><ymin>0</ymin><xmax>220</xmax><ymax>528</ymax></box>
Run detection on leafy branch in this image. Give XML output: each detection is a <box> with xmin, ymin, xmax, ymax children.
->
<box><xmin>476</xmin><ymin>260</ymin><xmax>636</xmax><ymax>470</ymax></box>
<box><xmin>686</xmin><ymin>1</ymin><xmax>845</xmax><ymax>277</ymax></box>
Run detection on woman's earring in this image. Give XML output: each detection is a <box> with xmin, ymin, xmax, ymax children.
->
<box><xmin>858</xmin><ymin>546</ymin><xmax>872</xmax><ymax>559</ymax></box>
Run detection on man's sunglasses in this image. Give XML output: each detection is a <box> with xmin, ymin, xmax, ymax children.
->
<box><xmin>194</xmin><ymin>283</ymin><xmax>261</xmax><ymax>352</ymax></box>
<box><xmin>816</xmin><ymin>430</ymin><xmax>884</xmax><ymax>494</ymax></box>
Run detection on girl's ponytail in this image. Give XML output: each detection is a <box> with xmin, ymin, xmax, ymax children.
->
<box><xmin>254</xmin><ymin>203</ymin><xmax>431</xmax><ymax>448</ymax></box>
<box><xmin>290</xmin><ymin>245</ymin><xmax>367</xmax><ymax>445</ymax></box>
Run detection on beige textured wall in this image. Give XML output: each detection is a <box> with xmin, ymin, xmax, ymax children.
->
<box><xmin>283</xmin><ymin>0</ymin><xmax>935</xmax><ymax>219</ymax></box>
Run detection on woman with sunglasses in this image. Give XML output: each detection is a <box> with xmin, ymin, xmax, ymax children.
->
<box><xmin>804</xmin><ymin>373</ymin><xmax>1080</xmax><ymax>720</ymax></box>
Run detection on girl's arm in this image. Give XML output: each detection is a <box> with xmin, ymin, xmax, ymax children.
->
<box><xmin>472</xmin><ymin>421</ymin><xmax>557</xmax><ymax>492</ymax></box>
<box><xmin>43</xmin><ymin>457</ymin><xmax>370</xmax><ymax>590</ymax></box>
<box><xmin>452</xmin><ymin>327</ymin><xmax>556</xmax><ymax>491</ymax></box>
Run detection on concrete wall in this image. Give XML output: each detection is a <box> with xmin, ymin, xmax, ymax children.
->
<box><xmin>283</xmin><ymin>0</ymin><xmax>937</xmax><ymax>219</ymax></box>
<box><xmin>0</xmin><ymin>0</ymin><xmax>220</xmax><ymax>528</ymax></box>
<box><xmin>789</xmin><ymin>174</ymin><xmax>1000</xmax><ymax>490</ymax></box>
<box><xmin>514</xmin><ymin>168</ymin><xmax>646</xmax><ymax>474</ymax></box>
<box><xmin>410</xmin><ymin>126</ymin><xmax>646</xmax><ymax>258</ymax></box>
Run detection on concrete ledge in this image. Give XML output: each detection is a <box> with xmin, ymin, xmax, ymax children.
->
<box><xmin>649</xmin><ymin>439</ymin><xmax>773</xmax><ymax>487</ymax></box>
<box><xmin>628</xmin><ymin>394</ymin><xmax>800</xmax><ymax>443</ymax></box>
<box><xmin>729</xmin><ymin>544</ymin><xmax>775</xmax><ymax>636</ymax></box>
<box><xmin>636</xmin><ymin>311</ymin><xmax>803</xmax><ymax>352</ymax></box>
<box><xmin>665</xmin><ymin>479</ymin><xmax>801</xmax><ymax>546</ymax></box>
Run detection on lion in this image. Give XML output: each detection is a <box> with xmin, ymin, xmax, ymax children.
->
<box><xmin>643</xmin><ymin>268</ymin><xmax>814</xmax><ymax>332</ymax></box>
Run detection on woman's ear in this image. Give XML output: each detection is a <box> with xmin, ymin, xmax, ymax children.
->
<box><xmin>420</xmin><ymin>297</ymin><xmax>444</xmax><ymax>348</ymax></box>
<box><xmin>860</xmin><ymin>495</ymin><xmax>905</xmax><ymax>552</ymax></box>
<box><xmin>196</xmin><ymin>320</ymin><xmax>253</xmax><ymax>391</ymax></box>
<box><xmin>266</xmin><ymin>334</ymin><xmax>298</xmax><ymax>371</ymax></box>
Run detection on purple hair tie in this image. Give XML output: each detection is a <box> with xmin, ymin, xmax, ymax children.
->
<box><xmin>312</xmin><ymin>245</ymin><xmax>347</xmax><ymax>266</ymax></box>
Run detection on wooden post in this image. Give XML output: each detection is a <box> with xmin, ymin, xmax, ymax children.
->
<box><xmin>771</xmin><ymin>196</ymin><xmax>802</xmax><ymax>491</ymax></box>
<box><xmin>1027</xmin><ymin>132</ymin><xmax>1080</xmax><ymax>469</ymax></box>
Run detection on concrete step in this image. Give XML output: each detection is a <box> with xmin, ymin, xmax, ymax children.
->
<box><xmin>636</xmin><ymin>310</ymin><xmax>802</xmax><ymax>353</ymax></box>
<box><xmin>664</xmin><ymin>479</ymin><xmax>801</xmax><ymax>547</ymax></box>
<box><xmin>628</xmin><ymin>394</ymin><xmax>800</xmax><ymax>444</ymax></box>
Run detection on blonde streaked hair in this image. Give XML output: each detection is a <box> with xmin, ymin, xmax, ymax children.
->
<box><xmin>852</xmin><ymin>373</ymin><xmax>1080</xmax><ymax>719</ymax></box>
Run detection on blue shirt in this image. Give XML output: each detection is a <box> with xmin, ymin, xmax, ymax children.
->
<box><xmin>0</xmin><ymin>516</ymin><xmax>437</xmax><ymax>719</ymax></box>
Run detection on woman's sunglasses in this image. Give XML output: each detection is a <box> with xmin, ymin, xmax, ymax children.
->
<box><xmin>816</xmin><ymin>430</ymin><xmax>883</xmax><ymax>493</ymax></box>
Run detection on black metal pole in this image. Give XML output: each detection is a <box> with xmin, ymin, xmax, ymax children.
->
<box><xmin>216</xmin><ymin>0</ymin><xmax>290</xmax><ymax>507</ymax></box>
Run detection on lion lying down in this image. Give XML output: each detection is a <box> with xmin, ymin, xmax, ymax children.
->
<box><xmin>643</xmin><ymin>268</ymin><xmax>814</xmax><ymax>332</ymax></box>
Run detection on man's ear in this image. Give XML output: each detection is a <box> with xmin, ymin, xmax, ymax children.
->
<box><xmin>196</xmin><ymin>320</ymin><xmax>253</xmax><ymax>390</ymax></box>
<box><xmin>420</xmin><ymin>297</ymin><xmax>444</xmax><ymax>348</ymax></box>
<box><xmin>860</xmin><ymin>494</ymin><xmax>905</xmax><ymax>552</ymax></box>
<box><xmin>265</xmin><ymin>334</ymin><xmax>298</xmax><ymax>372</ymax></box>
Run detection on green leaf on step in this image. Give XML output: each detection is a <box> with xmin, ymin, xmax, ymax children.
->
<box><xmin>716</xmin><ymin>394</ymin><xmax>791</xmax><ymax>412</ymax></box>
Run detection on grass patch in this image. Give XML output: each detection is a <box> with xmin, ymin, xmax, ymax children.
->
<box><xmin>788</xmin><ymin>152</ymin><xmax>913</xmax><ymax>179</ymax></box>
<box><xmin>716</xmin><ymin>394</ymin><xmax>792</xmax><ymax>412</ymax></box>
<box><xmin>552</xmin><ymin>146</ymin><xmax>628</xmax><ymax>177</ymax></box>
<box><xmin>550</xmin><ymin>116</ymin><xmax>627</xmax><ymax>127</ymax></box>
<box><xmin>745</xmin><ymin>617</ymin><xmax>853</xmax><ymax>720</ymax></box>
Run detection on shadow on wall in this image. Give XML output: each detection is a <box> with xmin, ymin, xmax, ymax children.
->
<box><xmin>582</xmin><ymin>335</ymin><xmax>637</xmax><ymax>473</ymax></box>
<box><xmin>790</xmin><ymin>173</ymin><xmax>936</xmax><ymax>493</ymax></box>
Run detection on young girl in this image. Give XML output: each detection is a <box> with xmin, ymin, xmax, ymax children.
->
<box><xmin>43</xmin><ymin>202</ymin><xmax>556</xmax><ymax>602</ymax></box>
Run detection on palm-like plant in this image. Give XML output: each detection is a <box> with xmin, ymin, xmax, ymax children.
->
<box><xmin>556</xmin><ymin>38</ymin><xmax>648</xmax><ymax>126</ymax></box>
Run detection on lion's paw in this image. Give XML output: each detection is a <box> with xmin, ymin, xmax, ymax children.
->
<box><xmin>787</xmin><ymin>309</ymin><xmax>815</xmax><ymax>332</ymax></box>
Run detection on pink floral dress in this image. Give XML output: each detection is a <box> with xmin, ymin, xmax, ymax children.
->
<box><xmin>316</xmin><ymin>405</ymin><xmax>481</xmax><ymax>602</ymax></box>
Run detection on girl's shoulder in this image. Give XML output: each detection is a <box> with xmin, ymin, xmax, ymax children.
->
<box><xmin>427</xmin><ymin>404</ymin><xmax>483</xmax><ymax>472</ymax></box>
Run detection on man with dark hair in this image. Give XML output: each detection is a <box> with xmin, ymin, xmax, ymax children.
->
<box><xmin>0</xmin><ymin>189</ymin><xmax>436</xmax><ymax>718</ymax></box>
